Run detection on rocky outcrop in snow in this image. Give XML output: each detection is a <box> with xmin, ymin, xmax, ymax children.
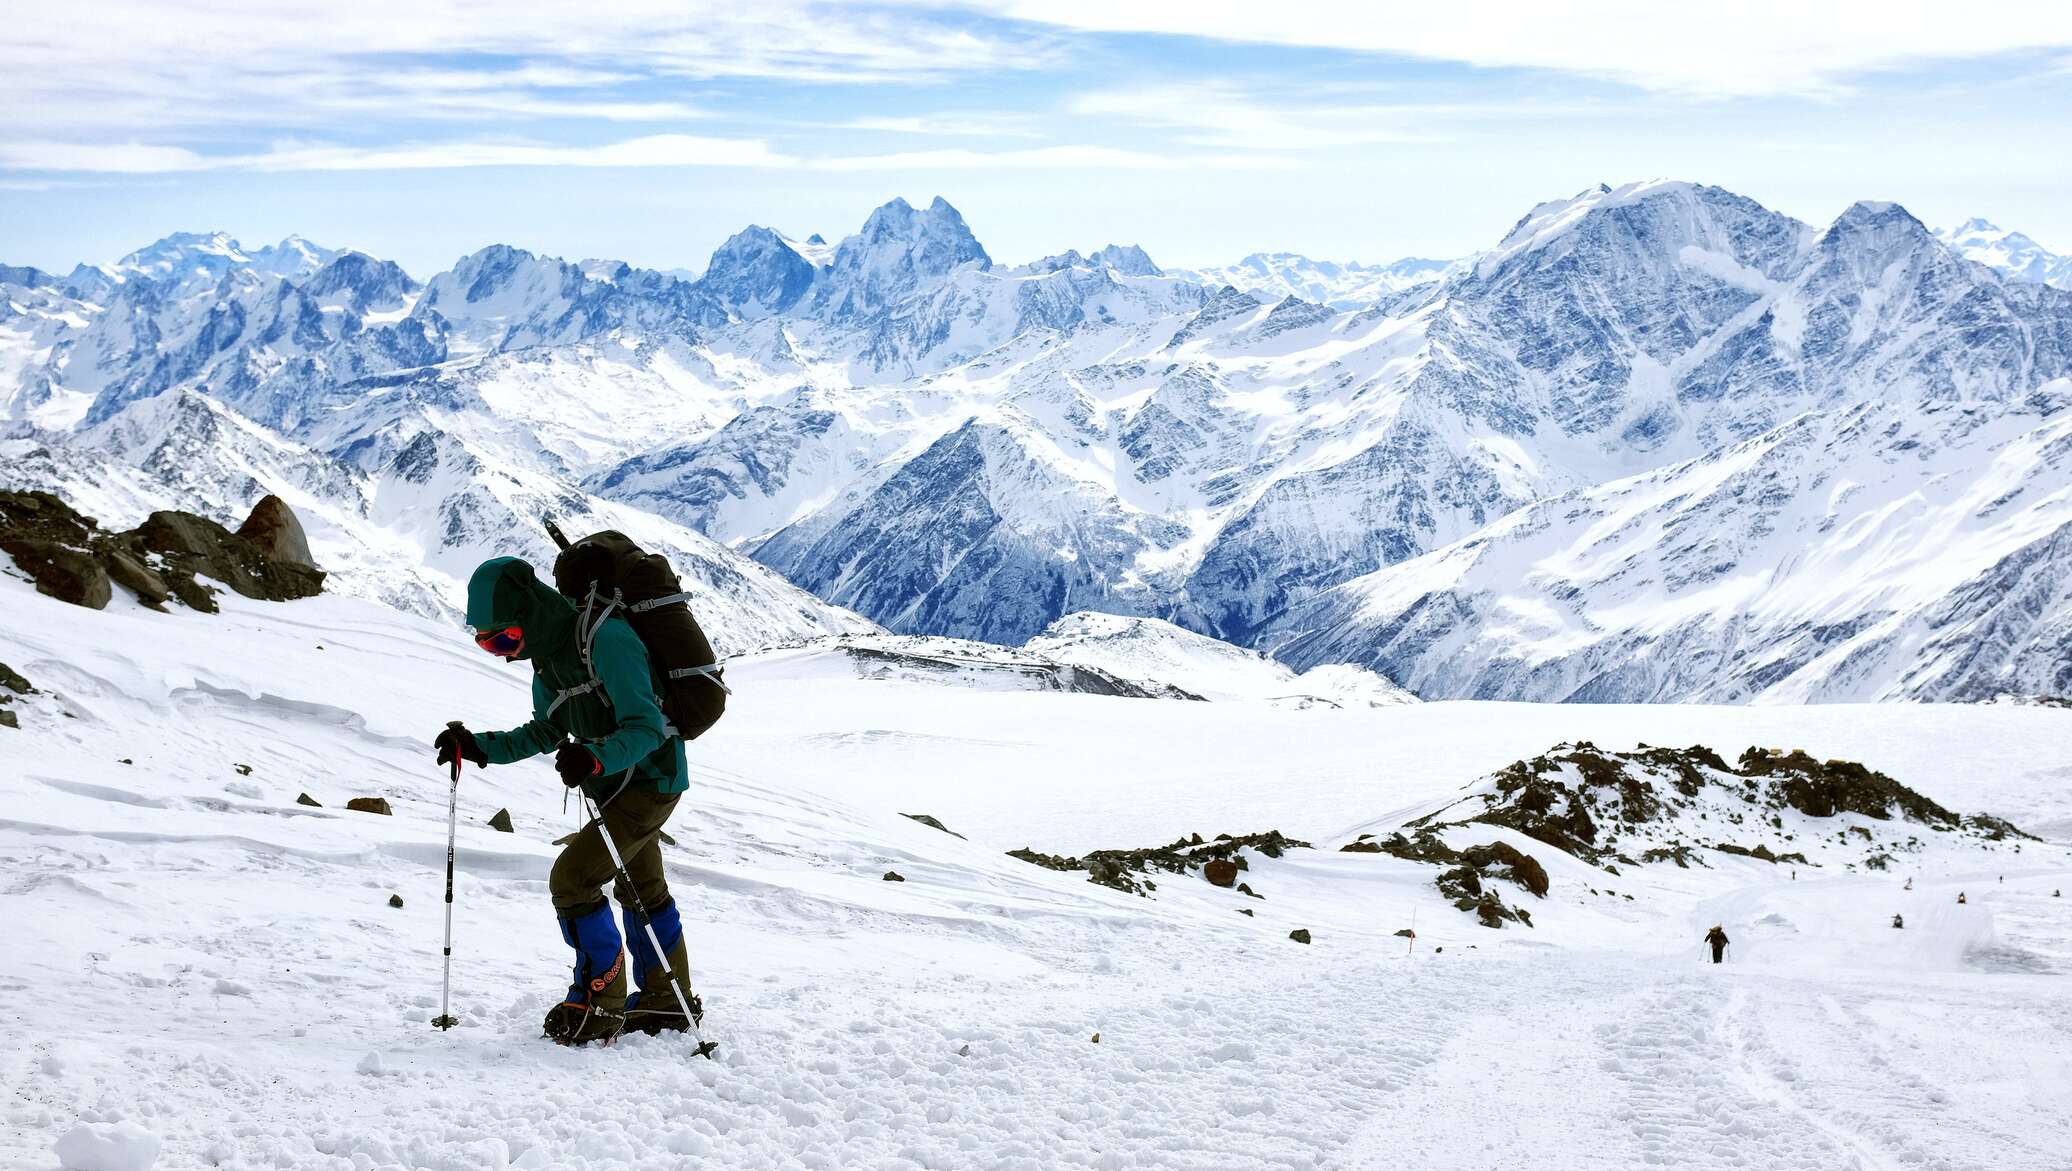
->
<box><xmin>0</xmin><ymin>489</ymin><xmax>324</xmax><ymax>611</ymax></box>
<box><xmin>1345</xmin><ymin>740</ymin><xmax>2031</xmax><ymax>926</ymax></box>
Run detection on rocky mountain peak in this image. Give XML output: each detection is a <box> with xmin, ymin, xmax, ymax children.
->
<box><xmin>303</xmin><ymin>251</ymin><xmax>417</xmax><ymax>311</ymax></box>
<box><xmin>698</xmin><ymin>225</ymin><xmax>819</xmax><ymax>315</ymax></box>
<box><xmin>1805</xmin><ymin>200</ymin><xmax>1943</xmax><ymax>285</ymax></box>
<box><xmin>817</xmin><ymin>196</ymin><xmax>992</xmax><ymax>318</ymax></box>
<box><xmin>114</xmin><ymin>231</ymin><xmax>254</xmax><ymax>287</ymax></box>
<box><xmin>1091</xmin><ymin>244</ymin><xmax>1161</xmax><ymax>276</ymax></box>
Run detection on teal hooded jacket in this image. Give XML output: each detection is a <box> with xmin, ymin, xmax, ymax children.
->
<box><xmin>465</xmin><ymin>557</ymin><xmax>686</xmax><ymax>795</ymax></box>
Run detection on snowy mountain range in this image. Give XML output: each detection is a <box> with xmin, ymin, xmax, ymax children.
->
<box><xmin>5</xmin><ymin>180</ymin><xmax>2072</xmax><ymax>701</ymax></box>
<box><xmin>1166</xmin><ymin>253</ymin><xmax>1455</xmax><ymax>309</ymax></box>
<box><xmin>1936</xmin><ymin>218</ymin><xmax>2072</xmax><ymax>290</ymax></box>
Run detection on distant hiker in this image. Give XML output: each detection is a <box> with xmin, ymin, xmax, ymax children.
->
<box><xmin>1957</xmin><ymin>892</ymin><xmax>1968</xmax><ymax>905</ymax></box>
<box><xmin>1903</xmin><ymin>877</ymin><xmax>1912</xmax><ymax>891</ymax></box>
<box><xmin>1790</xmin><ymin>869</ymin><xmax>1796</xmax><ymax>881</ymax></box>
<box><xmin>2056</xmin><ymin>890</ymin><xmax>2062</xmax><ymax>898</ymax></box>
<box><xmin>1891</xmin><ymin>913</ymin><xmax>1904</xmax><ymax>929</ymax></box>
<box><xmin>1704</xmin><ymin>924</ymin><xmax>1729</xmax><ymax>964</ymax></box>
<box><xmin>434</xmin><ymin>556</ymin><xmax>701</xmax><ymax>1046</ymax></box>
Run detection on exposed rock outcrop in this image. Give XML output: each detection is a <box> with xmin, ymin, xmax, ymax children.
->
<box><xmin>0</xmin><ymin>490</ymin><xmax>324</xmax><ymax>613</ymax></box>
<box><xmin>1345</xmin><ymin>741</ymin><xmax>2032</xmax><ymax>927</ymax></box>
<box><xmin>1009</xmin><ymin>830</ymin><xmax>1309</xmax><ymax>897</ymax></box>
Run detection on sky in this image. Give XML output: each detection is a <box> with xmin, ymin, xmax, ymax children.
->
<box><xmin>5</xmin><ymin>1</ymin><xmax>2072</xmax><ymax>278</ymax></box>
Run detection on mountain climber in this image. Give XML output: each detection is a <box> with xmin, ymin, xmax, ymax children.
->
<box><xmin>1957</xmin><ymin>891</ymin><xmax>1968</xmax><ymax>905</ymax></box>
<box><xmin>1904</xmin><ymin>877</ymin><xmax>1913</xmax><ymax>891</ymax></box>
<box><xmin>433</xmin><ymin>557</ymin><xmax>698</xmax><ymax>1045</ymax></box>
<box><xmin>1704</xmin><ymin>924</ymin><xmax>1729</xmax><ymax>964</ymax></box>
<box><xmin>1891</xmin><ymin>913</ymin><xmax>1904</xmax><ymax>929</ymax></box>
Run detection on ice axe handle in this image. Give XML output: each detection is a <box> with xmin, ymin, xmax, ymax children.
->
<box><xmin>542</xmin><ymin>516</ymin><xmax>571</xmax><ymax>551</ymax></box>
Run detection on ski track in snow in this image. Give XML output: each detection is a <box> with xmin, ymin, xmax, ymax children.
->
<box><xmin>3</xmin><ymin>583</ymin><xmax>2070</xmax><ymax>1170</ymax></box>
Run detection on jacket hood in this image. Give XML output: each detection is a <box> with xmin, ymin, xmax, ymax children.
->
<box><xmin>465</xmin><ymin>557</ymin><xmax>574</xmax><ymax>661</ymax></box>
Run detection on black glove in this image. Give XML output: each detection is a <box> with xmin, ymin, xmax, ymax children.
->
<box><xmin>555</xmin><ymin>742</ymin><xmax>600</xmax><ymax>788</ymax></box>
<box><xmin>434</xmin><ymin>724</ymin><xmax>487</xmax><ymax>769</ymax></box>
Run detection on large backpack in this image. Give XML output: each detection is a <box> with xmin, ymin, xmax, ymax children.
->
<box><xmin>548</xmin><ymin>528</ymin><xmax>728</xmax><ymax>741</ymax></box>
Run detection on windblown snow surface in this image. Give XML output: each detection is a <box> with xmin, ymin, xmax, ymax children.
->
<box><xmin>2</xmin><ymin>576</ymin><xmax>2069</xmax><ymax>1170</ymax></box>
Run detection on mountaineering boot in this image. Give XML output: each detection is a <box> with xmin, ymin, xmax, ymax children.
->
<box><xmin>622</xmin><ymin>899</ymin><xmax>703</xmax><ymax>1035</ymax></box>
<box><xmin>544</xmin><ymin>904</ymin><xmax>627</xmax><ymax>1045</ymax></box>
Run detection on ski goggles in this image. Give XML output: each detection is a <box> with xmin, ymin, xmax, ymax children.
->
<box><xmin>472</xmin><ymin>625</ymin><xmax>525</xmax><ymax>657</ymax></box>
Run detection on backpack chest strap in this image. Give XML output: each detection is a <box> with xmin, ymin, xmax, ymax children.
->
<box><xmin>546</xmin><ymin>679</ymin><xmax>603</xmax><ymax>719</ymax></box>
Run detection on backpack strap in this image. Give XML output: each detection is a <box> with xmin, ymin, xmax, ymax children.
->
<box><xmin>573</xmin><ymin>584</ymin><xmax>699</xmax><ymax>737</ymax></box>
<box><xmin>627</xmin><ymin>592</ymin><xmax>695</xmax><ymax>614</ymax></box>
<box><xmin>668</xmin><ymin>662</ymin><xmax>733</xmax><ymax>695</ymax></box>
<box><xmin>576</xmin><ymin>587</ymin><xmax>622</xmax><ymax>688</ymax></box>
<box><xmin>546</xmin><ymin>680</ymin><xmax>601</xmax><ymax>718</ymax></box>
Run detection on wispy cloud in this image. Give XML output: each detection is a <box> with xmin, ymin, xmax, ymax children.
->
<box><xmin>834</xmin><ymin>114</ymin><xmax>1046</xmax><ymax>138</ymax></box>
<box><xmin>0</xmin><ymin>135</ymin><xmax>791</xmax><ymax>173</ymax></box>
<box><xmin>0</xmin><ymin>135</ymin><xmax>1277</xmax><ymax>175</ymax></box>
<box><xmin>816</xmin><ymin>144</ymin><xmax>1294</xmax><ymax>170</ymax></box>
<box><xmin>1068</xmin><ymin>85</ymin><xmax>1448</xmax><ymax>150</ymax></box>
<box><xmin>983</xmin><ymin>0</ymin><xmax>2072</xmax><ymax>98</ymax></box>
<box><xmin>4</xmin><ymin>1</ymin><xmax>1061</xmax><ymax>139</ymax></box>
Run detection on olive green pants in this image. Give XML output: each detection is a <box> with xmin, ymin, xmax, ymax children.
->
<box><xmin>550</xmin><ymin>787</ymin><xmax>680</xmax><ymax>919</ymax></box>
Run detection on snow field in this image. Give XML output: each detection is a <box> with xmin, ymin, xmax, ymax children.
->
<box><xmin>2</xmin><ymin>578</ymin><xmax>2069</xmax><ymax>1169</ymax></box>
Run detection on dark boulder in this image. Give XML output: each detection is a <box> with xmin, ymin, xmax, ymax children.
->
<box><xmin>1460</xmin><ymin>841</ymin><xmax>1550</xmax><ymax>898</ymax></box>
<box><xmin>388</xmin><ymin>894</ymin><xmax>404</xmax><ymax>908</ymax></box>
<box><xmin>488</xmin><ymin>808</ymin><xmax>514</xmax><ymax>833</ymax></box>
<box><xmin>235</xmin><ymin>494</ymin><xmax>316</xmax><ymax>567</ymax></box>
<box><xmin>103</xmin><ymin>548</ymin><xmax>173</xmax><ymax>608</ymax></box>
<box><xmin>345</xmin><ymin>796</ymin><xmax>392</xmax><ymax>815</ymax></box>
<box><xmin>0</xmin><ymin>662</ymin><xmax>33</xmax><ymax>694</ymax></box>
<box><xmin>1203</xmin><ymin>859</ymin><xmax>1239</xmax><ymax>887</ymax></box>
<box><xmin>5</xmin><ymin>540</ymin><xmax>110</xmax><ymax>608</ymax></box>
<box><xmin>883</xmin><ymin>870</ymin><xmax>906</xmax><ymax>882</ymax></box>
<box><xmin>1288</xmin><ymin>929</ymin><xmax>1311</xmax><ymax>944</ymax></box>
<box><xmin>295</xmin><ymin>792</ymin><xmax>322</xmax><ymax>807</ymax></box>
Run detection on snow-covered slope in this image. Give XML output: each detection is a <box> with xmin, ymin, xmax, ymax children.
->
<box><xmin>1</xmin><ymin>386</ymin><xmax>874</xmax><ymax>646</ymax></box>
<box><xmin>1938</xmin><ymin>218</ymin><xmax>2072</xmax><ymax>290</ymax></box>
<box><xmin>1265</xmin><ymin>384</ymin><xmax>2072</xmax><ymax>703</ymax></box>
<box><xmin>1025</xmin><ymin>611</ymin><xmax>1417</xmax><ymax>705</ymax></box>
<box><xmin>2</xmin><ymin>571</ymin><xmax>2068</xmax><ymax>1169</ymax></box>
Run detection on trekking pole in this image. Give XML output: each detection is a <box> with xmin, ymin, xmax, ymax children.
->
<box><xmin>431</xmin><ymin>722</ymin><xmax>463</xmax><ymax>1031</ymax></box>
<box><xmin>579</xmin><ymin>789</ymin><xmax>718</xmax><ymax>1059</ymax></box>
